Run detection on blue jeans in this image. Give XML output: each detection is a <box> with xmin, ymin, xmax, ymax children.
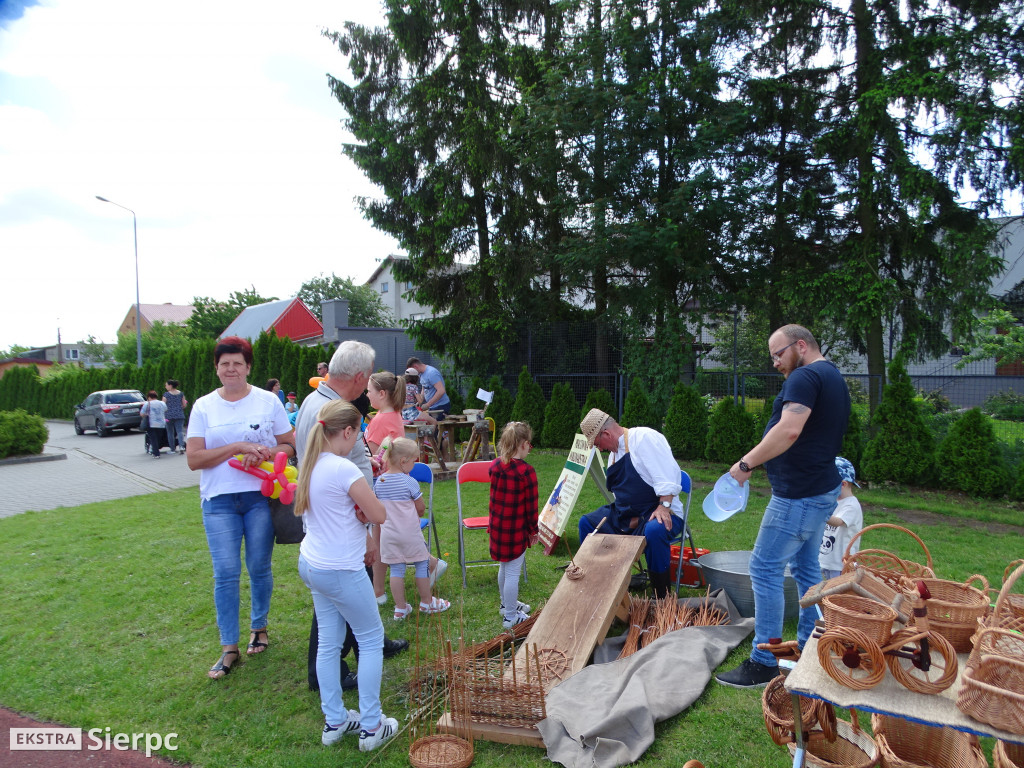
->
<box><xmin>165</xmin><ymin>418</ymin><xmax>186</xmax><ymax>450</ymax></box>
<box><xmin>201</xmin><ymin>491</ymin><xmax>274</xmax><ymax>646</ymax></box>
<box><xmin>299</xmin><ymin>556</ymin><xmax>385</xmax><ymax>730</ymax></box>
<box><xmin>749</xmin><ymin>485</ymin><xmax>840</xmax><ymax>666</ymax></box>
<box><xmin>578</xmin><ymin>509</ymin><xmax>682</xmax><ymax>574</ymax></box>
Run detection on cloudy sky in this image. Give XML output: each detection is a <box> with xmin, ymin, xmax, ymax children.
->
<box><xmin>0</xmin><ymin>0</ymin><xmax>396</xmax><ymax>352</ymax></box>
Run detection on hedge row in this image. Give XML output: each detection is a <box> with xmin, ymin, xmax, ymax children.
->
<box><xmin>0</xmin><ymin>332</ymin><xmax>333</xmax><ymax>421</ymax></box>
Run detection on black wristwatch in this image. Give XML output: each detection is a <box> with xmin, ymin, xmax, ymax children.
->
<box><xmin>739</xmin><ymin>460</ymin><xmax>752</xmax><ymax>473</ymax></box>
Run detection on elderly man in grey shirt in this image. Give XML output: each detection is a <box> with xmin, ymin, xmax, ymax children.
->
<box><xmin>295</xmin><ymin>340</ymin><xmax>409</xmax><ymax>691</ymax></box>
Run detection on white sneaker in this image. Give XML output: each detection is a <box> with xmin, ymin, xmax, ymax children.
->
<box><xmin>358</xmin><ymin>716</ymin><xmax>398</xmax><ymax>752</ymax></box>
<box><xmin>322</xmin><ymin>710</ymin><xmax>361</xmax><ymax>745</ymax></box>
<box><xmin>502</xmin><ymin>610</ymin><xmax>530</xmax><ymax>629</ymax></box>
<box><xmin>498</xmin><ymin>601</ymin><xmax>530</xmax><ymax>616</ymax></box>
<box><xmin>429</xmin><ymin>559</ymin><xmax>448</xmax><ymax>588</ymax></box>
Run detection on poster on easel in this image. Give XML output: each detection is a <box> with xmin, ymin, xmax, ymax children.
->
<box><xmin>538</xmin><ymin>433</ymin><xmax>614</xmax><ymax>555</ymax></box>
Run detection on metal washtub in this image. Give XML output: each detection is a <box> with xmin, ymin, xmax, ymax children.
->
<box><xmin>697</xmin><ymin>550</ymin><xmax>800</xmax><ymax>620</ymax></box>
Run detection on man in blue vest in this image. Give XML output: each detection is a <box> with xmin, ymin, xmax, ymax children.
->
<box><xmin>577</xmin><ymin>408</ymin><xmax>683</xmax><ymax>598</ymax></box>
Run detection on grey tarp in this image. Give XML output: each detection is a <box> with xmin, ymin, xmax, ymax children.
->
<box><xmin>537</xmin><ymin>589</ymin><xmax>755</xmax><ymax>768</ymax></box>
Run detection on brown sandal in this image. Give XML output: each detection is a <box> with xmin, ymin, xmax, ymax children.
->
<box><xmin>247</xmin><ymin>629</ymin><xmax>269</xmax><ymax>655</ymax></box>
<box><xmin>209</xmin><ymin>649</ymin><xmax>239</xmax><ymax>679</ymax></box>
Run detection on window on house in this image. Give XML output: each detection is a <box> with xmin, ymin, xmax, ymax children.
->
<box><xmin>381</xmin><ymin>282</ymin><xmax>389</xmax><ymax>293</ymax></box>
<box><xmin>65</xmin><ymin>349</ymin><xmax>79</xmax><ymax>361</ymax></box>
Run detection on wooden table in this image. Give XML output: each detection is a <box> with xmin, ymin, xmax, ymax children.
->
<box><xmin>785</xmin><ymin>636</ymin><xmax>1024</xmax><ymax>767</ymax></box>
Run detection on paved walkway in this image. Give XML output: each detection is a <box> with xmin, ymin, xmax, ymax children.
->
<box><xmin>0</xmin><ymin>421</ymin><xmax>199</xmax><ymax>519</ymax></box>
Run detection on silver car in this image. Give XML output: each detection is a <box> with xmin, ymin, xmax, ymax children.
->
<box><xmin>74</xmin><ymin>389</ymin><xmax>146</xmax><ymax>436</ymax></box>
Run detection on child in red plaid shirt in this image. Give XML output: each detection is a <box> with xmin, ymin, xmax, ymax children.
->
<box><xmin>489</xmin><ymin>421</ymin><xmax>539</xmax><ymax>628</ymax></box>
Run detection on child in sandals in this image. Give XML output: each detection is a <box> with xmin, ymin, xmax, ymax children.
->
<box><xmin>489</xmin><ymin>421</ymin><xmax>539</xmax><ymax>629</ymax></box>
<box><xmin>374</xmin><ymin>438</ymin><xmax>450</xmax><ymax>619</ymax></box>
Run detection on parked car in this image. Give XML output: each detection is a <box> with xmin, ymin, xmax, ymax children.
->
<box><xmin>74</xmin><ymin>390</ymin><xmax>146</xmax><ymax>436</ymax></box>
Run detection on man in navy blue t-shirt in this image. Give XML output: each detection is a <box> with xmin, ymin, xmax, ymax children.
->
<box><xmin>716</xmin><ymin>324</ymin><xmax>850</xmax><ymax>689</ymax></box>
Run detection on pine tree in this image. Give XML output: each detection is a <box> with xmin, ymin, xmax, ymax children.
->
<box><xmin>510</xmin><ymin>367</ymin><xmax>545</xmax><ymax>437</ymax></box>
<box><xmin>541</xmin><ymin>382</ymin><xmax>580</xmax><ymax>450</ymax></box>
<box><xmin>663</xmin><ymin>382</ymin><xmax>708</xmax><ymax>460</ymax></box>
<box><xmin>862</xmin><ymin>357</ymin><xmax>935</xmax><ymax>485</ymax></box>
<box><xmin>937</xmin><ymin>408</ymin><xmax>1011</xmax><ymax>498</ymax></box>
<box><xmin>705</xmin><ymin>398</ymin><xmax>756</xmax><ymax>464</ymax></box>
<box><xmin>621</xmin><ymin>379</ymin><xmax>658</xmax><ymax>429</ymax></box>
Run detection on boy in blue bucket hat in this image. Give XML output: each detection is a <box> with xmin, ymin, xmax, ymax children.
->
<box><xmin>818</xmin><ymin>457</ymin><xmax>863</xmax><ymax>580</ymax></box>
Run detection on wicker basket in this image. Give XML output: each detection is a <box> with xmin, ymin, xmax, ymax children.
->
<box><xmin>910</xmin><ymin>575</ymin><xmax>989</xmax><ymax>653</ymax></box>
<box><xmin>842</xmin><ymin>524</ymin><xmax>934</xmax><ymax>589</ymax></box>
<box><xmin>801</xmin><ymin>568</ymin><xmax>912</xmax><ymax>624</ymax></box>
<box><xmin>995</xmin><ymin>740</ymin><xmax>1024</xmax><ymax>768</ymax></box>
<box><xmin>968</xmin><ymin>563</ymin><xmax>1024</xmax><ymax>670</ymax></box>
<box><xmin>990</xmin><ymin>562</ymin><xmax>1024</xmax><ymax>635</ymax></box>
<box><xmin>822</xmin><ymin>594</ymin><xmax>898</xmax><ymax>645</ymax></box>
<box><xmin>762</xmin><ymin>674</ymin><xmax>836</xmax><ymax>746</ymax></box>
<box><xmin>409</xmin><ymin>734</ymin><xmax>474</xmax><ymax>768</ymax></box>
<box><xmin>871</xmin><ymin>713</ymin><xmax>987</xmax><ymax>768</ymax></box>
<box><xmin>787</xmin><ymin>714</ymin><xmax>878</xmax><ymax>768</ymax></box>
<box><xmin>957</xmin><ymin>653</ymin><xmax>1024</xmax><ymax>735</ymax></box>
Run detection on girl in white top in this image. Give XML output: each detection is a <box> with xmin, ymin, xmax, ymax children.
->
<box><xmin>293</xmin><ymin>399</ymin><xmax>398</xmax><ymax>753</ymax></box>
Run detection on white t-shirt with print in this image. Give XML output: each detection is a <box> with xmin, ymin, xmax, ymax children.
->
<box><xmin>819</xmin><ymin>494</ymin><xmax>863</xmax><ymax>571</ymax></box>
<box><xmin>188</xmin><ymin>385</ymin><xmax>291</xmax><ymax>501</ymax></box>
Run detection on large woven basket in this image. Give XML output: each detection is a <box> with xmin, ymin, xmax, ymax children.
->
<box><xmin>995</xmin><ymin>740</ymin><xmax>1024</xmax><ymax>768</ymax></box>
<box><xmin>957</xmin><ymin>653</ymin><xmax>1024</xmax><ymax>735</ymax></box>
<box><xmin>968</xmin><ymin>562</ymin><xmax>1024</xmax><ymax>670</ymax></box>
<box><xmin>910</xmin><ymin>575</ymin><xmax>990</xmax><ymax>653</ymax></box>
<box><xmin>989</xmin><ymin>562</ymin><xmax>1024</xmax><ymax>635</ymax></box>
<box><xmin>871</xmin><ymin>713</ymin><xmax>987</xmax><ymax>768</ymax></box>
<box><xmin>786</xmin><ymin>714</ymin><xmax>878</xmax><ymax>768</ymax></box>
<box><xmin>822</xmin><ymin>594</ymin><xmax>897</xmax><ymax>645</ymax></box>
<box><xmin>762</xmin><ymin>674</ymin><xmax>836</xmax><ymax>746</ymax></box>
<box><xmin>842</xmin><ymin>524</ymin><xmax>934</xmax><ymax>590</ymax></box>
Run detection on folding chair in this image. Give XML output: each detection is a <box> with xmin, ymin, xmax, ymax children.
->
<box><xmin>456</xmin><ymin>460</ymin><xmax>528</xmax><ymax>587</ymax></box>
<box><xmin>411</xmin><ymin>461</ymin><xmax>441</xmax><ymax>559</ymax></box>
<box><xmin>670</xmin><ymin>469</ymin><xmax>702</xmax><ymax>592</ymax></box>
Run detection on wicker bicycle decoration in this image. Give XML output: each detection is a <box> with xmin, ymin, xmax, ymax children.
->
<box><xmin>815</xmin><ymin>582</ymin><xmax>957</xmax><ymax>694</ymax></box>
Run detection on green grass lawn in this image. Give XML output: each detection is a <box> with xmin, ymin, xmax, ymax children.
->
<box><xmin>1</xmin><ymin>452</ymin><xmax>1021</xmax><ymax>767</ymax></box>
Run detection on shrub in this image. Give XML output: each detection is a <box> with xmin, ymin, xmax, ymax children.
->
<box><xmin>541</xmin><ymin>382</ymin><xmax>579</xmax><ymax>450</ymax></box>
<box><xmin>705</xmin><ymin>397</ymin><xmax>756</xmax><ymax>463</ymax></box>
<box><xmin>486</xmin><ymin>381</ymin><xmax>514</xmax><ymax>435</ymax></box>
<box><xmin>937</xmin><ymin>408</ymin><xmax>1012</xmax><ymax>497</ymax></box>
<box><xmin>447</xmin><ymin>385</ymin><xmax>465</xmax><ymax>416</ymax></box>
<box><xmin>862</xmin><ymin>356</ymin><xmax>935</xmax><ymax>485</ymax></box>
<box><xmin>1010</xmin><ymin>461</ymin><xmax>1024</xmax><ymax>501</ymax></box>
<box><xmin>622</xmin><ymin>379</ymin><xmax>659</xmax><ymax>429</ymax></box>
<box><xmin>580</xmin><ymin>388</ymin><xmax>617</xmax><ymax>423</ymax></box>
<box><xmin>841</xmin><ymin>408</ymin><xmax>865</xmax><ymax>471</ymax></box>
<box><xmin>0</xmin><ymin>409</ymin><xmax>48</xmax><ymax>458</ymax></box>
<box><xmin>510</xmin><ymin>367</ymin><xmax>545</xmax><ymax>437</ymax></box>
<box><xmin>663</xmin><ymin>382</ymin><xmax>708</xmax><ymax>460</ymax></box>
<box><xmin>983</xmin><ymin>389</ymin><xmax>1024</xmax><ymax>421</ymax></box>
<box><xmin>751</xmin><ymin>397</ymin><xmax>774</xmax><ymax>443</ymax></box>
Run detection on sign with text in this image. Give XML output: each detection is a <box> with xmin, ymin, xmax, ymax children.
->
<box><xmin>538</xmin><ymin>434</ymin><xmax>614</xmax><ymax>555</ymax></box>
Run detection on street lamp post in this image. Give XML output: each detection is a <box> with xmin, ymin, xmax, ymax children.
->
<box><xmin>96</xmin><ymin>196</ymin><xmax>143</xmax><ymax>367</ymax></box>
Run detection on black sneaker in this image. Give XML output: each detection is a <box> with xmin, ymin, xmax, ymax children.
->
<box><xmin>382</xmin><ymin>637</ymin><xmax>409</xmax><ymax>658</ymax></box>
<box><xmin>715</xmin><ymin>659</ymin><xmax>778</xmax><ymax>689</ymax></box>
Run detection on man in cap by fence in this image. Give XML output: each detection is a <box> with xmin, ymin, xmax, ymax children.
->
<box><xmin>577</xmin><ymin>408</ymin><xmax>684</xmax><ymax>598</ymax></box>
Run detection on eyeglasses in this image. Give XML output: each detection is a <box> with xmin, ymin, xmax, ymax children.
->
<box><xmin>770</xmin><ymin>341</ymin><xmax>797</xmax><ymax>363</ymax></box>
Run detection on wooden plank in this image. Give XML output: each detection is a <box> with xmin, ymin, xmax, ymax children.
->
<box><xmin>437</xmin><ymin>713</ymin><xmax>545</xmax><ymax>748</ymax></box>
<box><xmin>507</xmin><ymin>533</ymin><xmax>645</xmax><ymax>690</ymax></box>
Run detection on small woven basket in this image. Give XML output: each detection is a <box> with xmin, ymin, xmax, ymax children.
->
<box><xmin>761</xmin><ymin>674</ymin><xmax>836</xmax><ymax>746</ymax></box>
<box><xmin>842</xmin><ymin>524</ymin><xmax>934</xmax><ymax>589</ymax></box>
<box><xmin>910</xmin><ymin>575</ymin><xmax>989</xmax><ymax>653</ymax></box>
<box><xmin>409</xmin><ymin>734</ymin><xmax>474</xmax><ymax>768</ymax></box>
<box><xmin>995</xmin><ymin>739</ymin><xmax>1024</xmax><ymax>768</ymax></box>
<box><xmin>871</xmin><ymin>713</ymin><xmax>987</xmax><ymax>768</ymax></box>
<box><xmin>786</xmin><ymin>714</ymin><xmax>878</xmax><ymax>768</ymax></box>
<box><xmin>801</xmin><ymin>568</ymin><xmax>912</xmax><ymax>624</ymax></box>
<box><xmin>822</xmin><ymin>594</ymin><xmax>897</xmax><ymax>645</ymax></box>
<box><xmin>957</xmin><ymin>653</ymin><xmax>1024</xmax><ymax>735</ymax></box>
